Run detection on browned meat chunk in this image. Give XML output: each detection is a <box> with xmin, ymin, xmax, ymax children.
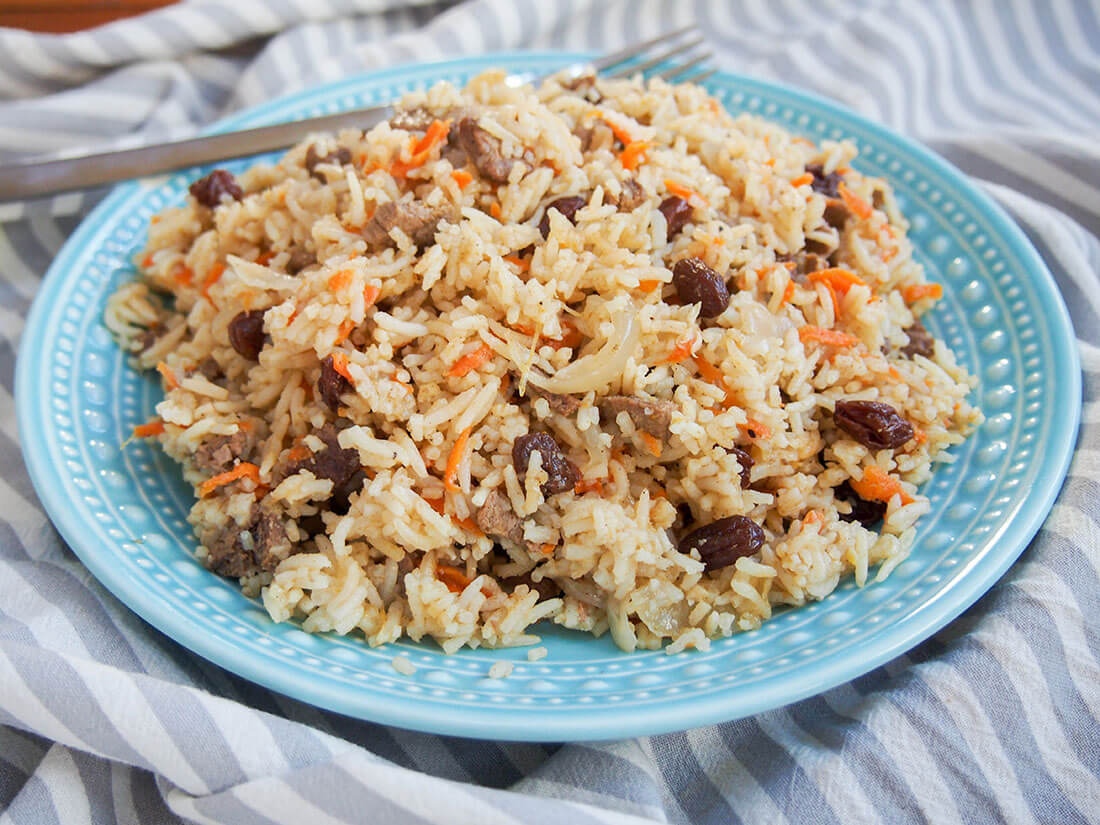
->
<box><xmin>611</xmin><ymin>178</ymin><xmax>646</xmax><ymax>211</ymax></box>
<box><xmin>389</xmin><ymin>107</ymin><xmax>436</xmax><ymax>132</ymax></box>
<box><xmin>304</xmin><ymin>144</ymin><xmax>352</xmax><ymax>181</ymax></box>
<box><xmin>279</xmin><ymin>424</ymin><xmax>364</xmax><ymax>515</ymax></box>
<box><xmin>538</xmin><ymin>195</ymin><xmax>587</xmax><ymax>238</ymax></box>
<box><xmin>286</xmin><ymin>248</ymin><xmax>316</xmax><ymax>275</ymax></box>
<box><xmin>526</xmin><ymin>384</ymin><xmax>581</xmax><ymax>416</ymax></box>
<box><xmin>189</xmin><ymin>169</ymin><xmax>243</xmax><ymax>208</ymax></box>
<box><xmin>362</xmin><ymin>200</ymin><xmax>450</xmax><ymax>250</ymax></box>
<box><xmin>597</xmin><ymin>395</ymin><xmax>676</xmax><ymax>441</ymax></box>
<box><xmin>136</xmin><ymin>325</ymin><xmax>162</xmax><ymax>353</ymax></box>
<box><xmin>901</xmin><ymin>320</ymin><xmax>935</xmax><ymax>359</ymax></box>
<box><xmin>500</xmin><ymin>570</ymin><xmax>560</xmax><ymax>601</ymax></box>
<box><xmin>476</xmin><ymin>490</ymin><xmax>541</xmax><ymax>554</ymax></box>
<box><xmin>318</xmin><ymin>355</ymin><xmax>351</xmax><ymax>410</ymax></box>
<box><xmin>454</xmin><ymin>117</ymin><xmax>516</xmax><ymax>183</ymax></box>
<box><xmin>204</xmin><ymin>504</ymin><xmax>290</xmax><ymax>578</ymax></box>
<box><xmin>196</xmin><ymin>356</ymin><xmax>223</xmax><ymax>383</ymax></box>
<box><xmin>823</xmin><ymin>199</ymin><xmax>851</xmax><ymax>229</ymax></box>
<box><xmin>777</xmin><ymin>251</ymin><xmax>827</xmax><ymax>284</ymax></box>
<box><xmin>193</xmin><ymin>428</ymin><xmax>253</xmax><ymax>474</ymax></box>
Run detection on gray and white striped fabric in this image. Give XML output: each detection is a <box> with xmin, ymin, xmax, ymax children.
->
<box><xmin>2</xmin><ymin>1</ymin><xmax>1098</xmax><ymax>822</ymax></box>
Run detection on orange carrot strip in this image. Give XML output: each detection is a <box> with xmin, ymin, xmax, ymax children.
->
<box><xmin>664</xmin><ymin>179</ymin><xmax>708</xmax><ymax>206</ymax></box>
<box><xmin>254</xmin><ymin>250</ymin><xmax>275</xmax><ymax>265</ymax></box>
<box><xmin>744</xmin><ymin>418</ymin><xmax>772</xmax><ymax>440</ymax></box>
<box><xmin>330</xmin><ymin>351</ymin><xmax>353</xmax><ymax>382</ymax></box>
<box><xmin>490</xmin><ymin>202</ymin><xmax>502</xmax><ymax>220</ymax></box>
<box><xmin>658</xmin><ymin>333</ymin><xmax>698</xmax><ymax>365</ymax></box>
<box><xmin>790</xmin><ymin>173</ymin><xmax>814</xmax><ymax>188</ymax></box>
<box><xmin>362</xmin><ymin>283</ymin><xmax>381</xmax><ymax>308</ymax></box>
<box><xmin>692</xmin><ymin>352</ymin><xmax>732</xmax><ymax>403</ymax></box>
<box><xmin>390</xmin><ymin>119</ymin><xmax>450</xmax><ymax>178</ymax></box>
<box><xmin>334</xmin><ymin>320</ymin><xmax>355</xmax><ymax>345</ymax></box>
<box><xmin>798</xmin><ymin>326</ymin><xmax>860</xmax><ymax>348</ymax></box>
<box><xmin>200</xmin><ymin>262</ymin><xmax>226</xmax><ymax>300</ymax></box>
<box><xmin>447</xmin><ymin>343</ymin><xmax>493</xmax><ymax>378</ymax></box>
<box><xmin>806</xmin><ymin>267</ymin><xmax>865</xmax><ymax>295</ymax></box>
<box><xmin>851</xmin><ymin>465</ymin><xmax>913</xmax><ymax>505</ymax></box>
<box><xmin>156</xmin><ymin>362</ymin><xmax>179</xmax><ymax>390</ymax></box>
<box><xmin>620</xmin><ymin>140</ymin><xmax>649</xmax><ymax>171</ymax></box>
<box><xmin>598</xmin><ymin>113</ymin><xmax>634</xmax><ymax>146</ymax></box>
<box><xmin>503</xmin><ymin>255</ymin><xmax>530</xmax><ymax>273</ymax></box>
<box><xmin>901</xmin><ymin>283</ymin><xmax>943</xmax><ymax>304</ymax></box>
<box><xmin>437</xmin><ymin>565</ymin><xmax>472</xmax><ymax>593</ymax></box>
<box><xmin>804</xmin><ymin>510</ymin><xmax>821</xmax><ymax>525</ymax></box>
<box><xmin>913</xmin><ymin>426</ymin><xmax>928</xmax><ymax>445</ymax></box>
<box><xmin>141</xmin><ymin>253</ymin><xmax>154</xmax><ymax>268</ymax></box>
<box><xmin>443</xmin><ymin>426</ymin><xmax>473</xmax><ymax>492</ymax></box>
<box><xmin>838</xmin><ymin>182</ymin><xmax>873</xmax><ymax>220</ymax></box>
<box><xmin>638</xmin><ymin>278</ymin><xmax>664</xmax><ymax>293</ymax></box>
<box><xmin>638</xmin><ymin>431</ymin><xmax>663</xmax><ymax>457</ymax></box>
<box><xmin>199</xmin><ymin>462</ymin><xmax>261</xmax><ymax>498</ymax></box>
<box><xmin>328</xmin><ymin>269</ymin><xmax>353</xmax><ymax>291</ymax></box>
<box><xmin>574</xmin><ymin>477</ymin><xmax>605</xmax><ymax>496</ymax></box>
<box><xmin>174</xmin><ymin>265</ymin><xmax>193</xmax><ymax>287</ymax></box>
<box><xmin>454</xmin><ymin>515</ymin><xmax>483</xmax><ymax>535</ymax></box>
<box><xmin>286</xmin><ymin>444</ymin><xmax>311</xmax><ymax>463</ymax></box>
<box><xmin>423</xmin><ymin>495</ymin><xmax>446</xmax><ymax>515</ymax></box>
<box><xmin>778</xmin><ymin>279</ymin><xmax>796</xmax><ymax>306</ymax></box>
<box><xmin>451</xmin><ymin>169</ymin><xmax>473</xmax><ymax>189</ymax></box>
<box><xmin>132</xmin><ymin>419</ymin><xmax>164</xmax><ymax>439</ymax></box>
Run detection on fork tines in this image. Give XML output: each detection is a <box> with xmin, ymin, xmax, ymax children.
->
<box><xmin>595</xmin><ymin>24</ymin><xmax>714</xmax><ymax>85</ymax></box>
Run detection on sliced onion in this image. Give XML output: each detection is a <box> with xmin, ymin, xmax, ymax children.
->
<box><xmin>525</xmin><ymin>303</ymin><xmax>639</xmax><ymax>395</ymax></box>
<box><xmin>226</xmin><ymin>254</ymin><xmax>299</xmax><ymax>292</ymax></box>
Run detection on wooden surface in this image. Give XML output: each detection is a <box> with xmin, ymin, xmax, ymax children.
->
<box><xmin>0</xmin><ymin>0</ymin><xmax>177</xmax><ymax>32</ymax></box>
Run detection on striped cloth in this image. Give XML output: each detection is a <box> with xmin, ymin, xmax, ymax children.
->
<box><xmin>2</xmin><ymin>1</ymin><xmax>1098</xmax><ymax>822</ymax></box>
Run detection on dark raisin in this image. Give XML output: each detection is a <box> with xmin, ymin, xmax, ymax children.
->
<box><xmin>330</xmin><ymin>468</ymin><xmax>366</xmax><ymax>515</ymax></box>
<box><xmin>679</xmin><ymin>515</ymin><xmax>765</xmax><ymax>571</ymax></box>
<box><xmin>512</xmin><ymin>432</ymin><xmax>578</xmax><ymax>496</ymax></box>
<box><xmin>729</xmin><ymin>445</ymin><xmax>754</xmax><ymax>489</ymax></box>
<box><xmin>286</xmin><ymin>248</ymin><xmax>316</xmax><ymax>275</ymax></box>
<box><xmin>901</xmin><ymin>320</ymin><xmax>935</xmax><ymax>359</ymax></box>
<box><xmin>318</xmin><ymin>354</ymin><xmax>352</xmax><ymax>410</ymax></box>
<box><xmin>305</xmin><ymin>145</ymin><xmax>352</xmax><ymax>181</ymax></box>
<box><xmin>189</xmin><ymin>169</ymin><xmax>243</xmax><ymax>208</ymax></box>
<box><xmin>297</xmin><ymin>512</ymin><xmax>327</xmax><ymax>538</ymax></box>
<box><xmin>672</xmin><ymin>257</ymin><xmax>730</xmax><ymax>318</ymax></box>
<box><xmin>834</xmin><ymin>480</ymin><xmax>887</xmax><ymax>527</ymax></box>
<box><xmin>823</xmin><ymin>199</ymin><xmax>851</xmax><ymax>229</ymax></box>
<box><xmin>806</xmin><ymin>163</ymin><xmax>842</xmax><ymax>198</ymax></box>
<box><xmin>834</xmin><ymin>400</ymin><xmax>915</xmax><ymax>449</ymax></box>
<box><xmin>677</xmin><ymin>502</ymin><xmax>696</xmax><ymax>529</ymax></box>
<box><xmin>538</xmin><ymin>195</ymin><xmax>588</xmax><ymax>238</ymax></box>
<box><xmin>659</xmin><ymin>196</ymin><xmax>694</xmax><ymax>238</ymax></box>
<box><xmin>227</xmin><ymin>310</ymin><xmax>266</xmax><ymax>360</ymax></box>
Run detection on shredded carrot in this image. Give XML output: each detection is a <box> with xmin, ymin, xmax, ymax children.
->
<box><xmin>807</xmin><ymin>267</ymin><xmax>865</xmax><ymax>295</ymax></box>
<box><xmin>692</xmin><ymin>352</ymin><xmax>734</xmax><ymax>407</ymax></box>
<box><xmin>199</xmin><ymin>462</ymin><xmax>261</xmax><ymax>498</ymax></box>
<box><xmin>156</xmin><ymin>362</ymin><xmax>179</xmax><ymax>390</ymax></box>
<box><xmin>200</xmin><ymin>262</ymin><xmax>226</xmax><ymax>300</ymax></box>
<box><xmin>913</xmin><ymin>426</ymin><xmax>928</xmax><ymax>445</ymax></box>
<box><xmin>390</xmin><ymin>119</ymin><xmax>450</xmax><ymax>178</ymax></box>
<box><xmin>574</xmin><ymin>477</ymin><xmax>605</xmax><ymax>496</ymax></box>
<box><xmin>174</xmin><ymin>265</ymin><xmax>193</xmax><ymax>287</ymax></box>
<box><xmin>328</xmin><ymin>269</ymin><xmax>353</xmax><ymax>291</ymax></box>
<box><xmin>437</xmin><ymin>565</ymin><xmax>472</xmax><ymax>593</ymax></box>
<box><xmin>883</xmin><ymin>247</ymin><xmax>898</xmax><ymax>262</ymax></box>
<box><xmin>334</xmin><ymin>319</ymin><xmax>355</xmax><ymax>345</ymax></box>
<box><xmin>448</xmin><ymin>343</ymin><xmax>493</xmax><ymax>378</ymax></box>
<box><xmin>778</xmin><ymin>279</ymin><xmax>796</xmax><ymax>306</ymax></box>
<box><xmin>658</xmin><ymin>333</ymin><xmax>698</xmax><ymax>365</ymax></box>
<box><xmin>490</xmin><ymin>201</ymin><xmax>502</xmax><ymax>220</ymax></box>
<box><xmin>286</xmin><ymin>444</ymin><xmax>311</xmax><ymax>463</ymax></box>
<box><xmin>454</xmin><ymin>515</ymin><xmax>483</xmax><ymax>535</ymax></box>
<box><xmin>821</xmin><ymin>282</ymin><xmax>842</xmax><ymax>317</ymax></box>
<box><xmin>443</xmin><ymin>426</ymin><xmax>473</xmax><ymax>492</ymax></box>
<box><xmin>254</xmin><ymin>250</ymin><xmax>275</xmax><ymax>265</ymax></box>
<box><xmin>851</xmin><ymin>464</ymin><xmax>913</xmax><ymax>505</ymax></box>
<box><xmin>901</xmin><ymin>283</ymin><xmax>943</xmax><ymax>304</ymax></box>
<box><xmin>620</xmin><ymin>140</ymin><xmax>649</xmax><ymax>171</ymax></box>
<box><xmin>638</xmin><ymin>431</ymin><xmax>663</xmax><ymax>458</ymax></box>
<box><xmin>804</xmin><ymin>510</ymin><xmax>821</xmax><ymax>525</ymax></box>
<box><xmin>423</xmin><ymin>495</ymin><xmax>446</xmax><ymax>515</ymax></box>
<box><xmin>330</xmin><ymin>351</ymin><xmax>353</xmax><ymax>382</ymax></box>
<box><xmin>838</xmin><ymin>182</ymin><xmax>873</xmax><ymax>220</ymax></box>
<box><xmin>790</xmin><ymin>172</ymin><xmax>814</xmax><ymax>188</ymax></box>
<box><xmin>744</xmin><ymin>418</ymin><xmax>772</xmax><ymax>440</ymax></box>
<box><xmin>651</xmin><ymin>486</ymin><xmax>669</xmax><ymax>499</ymax></box>
<box><xmin>503</xmin><ymin>255</ymin><xmax>530</xmax><ymax>273</ymax></box>
<box><xmin>664</xmin><ymin>179</ymin><xmax>708</xmax><ymax>207</ymax></box>
<box><xmin>451</xmin><ymin>169</ymin><xmax>473</xmax><ymax>189</ymax></box>
<box><xmin>362</xmin><ymin>283</ymin><xmax>381</xmax><ymax>308</ymax></box>
<box><xmin>132</xmin><ymin>419</ymin><xmax>164</xmax><ymax>439</ymax></box>
<box><xmin>638</xmin><ymin>278</ymin><xmax>664</xmax><ymax>293</ymax></box>
<box><xmin>887</xmin><ymin>366</ymin><xmax>902</xmax><ymax>381</ymax></box>
<box><xmin>798</xmin><ymin>326</ymin><xmax>860</xmax><ymax>348</ymax></box>
<box><xmin>707</xmin><ymin>98</ymin><xmax>721</xmax><ymax>115</ymax></box>
<box><xmin>141</xmin><ymin>253</ymin><xmax>154</xmax><ymax>268</ymax></box>
<box><xmin>764</xmin><ymin>158</ymin><xmax>776</xmax><ymax>168</ymax></box>
<box><xmin>598</xmin><ymin>113</ymin><xmax>634</xmax><ymax>146</ymax></box>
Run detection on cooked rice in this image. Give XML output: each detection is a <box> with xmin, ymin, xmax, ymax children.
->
<box><xmin>106</xmin><ymin>69</ymin><xmax>981</xmax><ymax>655</ymax></box>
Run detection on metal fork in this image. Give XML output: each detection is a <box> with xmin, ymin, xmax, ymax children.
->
<box><xmin>0</xmin><ymin>27</ymin><xmax>713</xmax><ymax>202</ymax></box>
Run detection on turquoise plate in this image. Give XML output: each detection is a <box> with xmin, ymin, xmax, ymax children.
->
<box><xmin>17</xmin><ymin>53</ymin><xmax>1081</xmax><ymax>741</ymax></box>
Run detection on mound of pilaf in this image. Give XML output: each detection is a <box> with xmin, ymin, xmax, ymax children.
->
<box><xmin>105</xmin><ymin>70</ymin><xmax>981</xmax><ymax>655</ymax></box>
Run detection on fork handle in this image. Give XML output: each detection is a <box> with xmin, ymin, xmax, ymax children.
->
<box><xmin>0</xmin><ymin>103</ymin><xmax>394</xmax><ymax>202</ymax></box>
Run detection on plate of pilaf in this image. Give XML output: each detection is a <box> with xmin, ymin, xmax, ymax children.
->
<box><xmin>17</xmin><ymin>53</ymin><xmax>1079</xmax><ymax>740</ymax></box>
